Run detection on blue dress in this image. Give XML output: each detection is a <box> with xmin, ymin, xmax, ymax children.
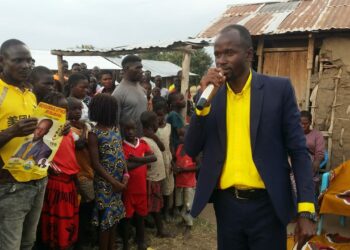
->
<box><xmin>91</xmin><ymin>127</ymin><xmax>126</xmax><ymax>231</ymax></box>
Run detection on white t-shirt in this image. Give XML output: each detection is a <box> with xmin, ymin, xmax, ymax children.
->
<box><xmin>142</xmin><ymin>137</ymin><xmax>166</xmax><ymax>182</ymax></box>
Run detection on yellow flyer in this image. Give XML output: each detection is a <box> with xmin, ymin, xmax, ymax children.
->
<box><xmin>4</xmin><ymin>102</ymin><xmax>66</xmax><ymax>182</ymax></box>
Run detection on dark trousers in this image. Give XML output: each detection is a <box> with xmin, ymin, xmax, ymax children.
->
<box><xmin>213</xmin><ymin>190</ymin><xmax>286</xmax><ymax>250</ymax></box>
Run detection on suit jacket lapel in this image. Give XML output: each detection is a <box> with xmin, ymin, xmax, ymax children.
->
<box><xmin>215</xmin><ymin>84</ymin><xmax>227</xmax><ymax>154</ymax></box>
<box><xmin>250</xmin><ymin>71</ymin><xmax>264</xmax><ymax>152</ymax></box>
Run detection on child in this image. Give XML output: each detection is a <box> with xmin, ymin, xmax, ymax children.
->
<box><xmin>141</xmin><ymin>80</ymin><xmax>152</xmax><ymax>111</ymax></box>
<box><xmin>68</xmin><ymin>73</ymin><xmax>89</xmax><ymax>121</ymax></box>
<box><xmin>29</xmin><ymin>66</ymin><xmax>56</xmax><ymax>103</ymax></box>
<box><xmin>121</xmin><ymin>119</ymin><xmax>157</xmax><ymax>250</ymax></box>
<box><xmin>67</xmin><ymin>97</ymin><xmax>97</xmax><ymax>249</ymax></box>
<box><xmin>173</xmin><ymin>132</ymin><xmax>197</xmax><ymax>238</ymax></box>
<box><xmin>40</xmin><ymin>92</ymin><xmax>81</xmax><ymax>249</ymax></box>
<box><xmin>140</xmin><ymin>111</ymin><xmax>171</xmax><ymax>238</ymax></box>
<box><xmin>88</xmin><ymin>94</ymin><xmax>128</xmax><ymax>250</ymax></box>
<box><xmin>154</xmin><ymin>101</ymin><xmax>174</xmax><ymax>222</ymax></box>
<box><xmin>166</xmin><ymin>92</ymin><xmax>186</xmax><ymax>157</ymax></box>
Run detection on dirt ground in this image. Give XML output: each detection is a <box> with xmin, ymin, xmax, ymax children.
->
<box><xmin>119</xmin><ymin>205</ymin><xmax>216</xmax><ymax>250</ymax></box>
<box><xmin>136</xmin><ymin>204</ymin><xmax>350</xmax><ymax>250</ymax></box>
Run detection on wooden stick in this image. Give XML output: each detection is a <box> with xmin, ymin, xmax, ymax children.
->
<box><xmin>327</xmin><ymin>67</ymin><xmax>342</xmax><ymax>169</ymax></box>
<box><xmin>263</xmin><ymin>47</ymin><xmax>307</xmax><ymax>52</ymax></box>
<box><xmin>180</xmin><ymin>46</ymin><xmax>192</xmax><ymax>121</ymax></box>
<box><xmin>305</xmin><ymin>34</ymin><xmax>315</xmax><ymax>110</ymax></box>
<box><xmin>257</xmin><ymin>36</ymin><xmax>264</xmax><ymax>73</ymax></box>
<box><xmin>57</xmin><ymin>55</ymin><xmax>64</xmax><ymax>90</ymax></box>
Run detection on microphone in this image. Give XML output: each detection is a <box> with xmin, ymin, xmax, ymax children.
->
<box><xmin>196</xmin><ymin>84</ymin><xmax>215</xmax><ymax>110</ymax></box>
<box><xmin>196</xmin><ymin>71</ymin><xmax>223</xmax><ymax>110</ymax></box>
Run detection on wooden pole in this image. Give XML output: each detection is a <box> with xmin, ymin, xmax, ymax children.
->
<box><xmin>180</xmin><ymin>45</ymin><xmax>192</xmax><ymax>121</ymax></box>
<box><xmin>327</xmin><ymin>67</ymin><xmax>342</xmax><ymax>169</ymax></box>
<box><xmin>257</xmin><ymin>36</ymin><xmax>264</xmax><ymax>73</ymax></box>
<box><xmin>57</xmin><ymin>55</ymin><xmax>64</xmax><ymax>90</ymax></box>
<box><xmin>305</xmin><ymin>34</ymin><xmax>315</xmax><ymax>109</ymax></box>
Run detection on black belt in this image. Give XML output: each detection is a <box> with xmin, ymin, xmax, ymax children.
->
<box><xmin>224</xmin><ymin>187</ymin><xmax>268</xmax><ymax>200</ymax></box>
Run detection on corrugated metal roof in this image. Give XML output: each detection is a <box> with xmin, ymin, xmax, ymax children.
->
<box><xmin>198</xmin><ymin>0</ymin><xmax>350</xmax><ymax>38</ymax></box>
<box><xmin>51</xmin><ymin>39</ymin><xmax>212</xmax><ymax>56</ymax></box>
<box><xmin>32</xmin><ymin>50</ymin><xmax>193</xmax><ymax>77</ymax></box>
<box><xmin>259</xmin><ymin>1</ymin><xmax>299</xmax><ymax>13</ymax></box>
<box><xmin>106</xmin><ymin>57</ymin><xmax>196</xmax><ymax>77</ymax></box>
<box><xmin>31</xmin><ymin>50</ymin><xmax>121</xmax><ymax>70</ymax></box>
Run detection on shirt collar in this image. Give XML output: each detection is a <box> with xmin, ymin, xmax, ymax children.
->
<box><xmin>123</xmin><ymin>138</ymin><xmax>140</xmax><ymax>148</ymax></box>
<box><xmin>0</xmin><ymin>78</ymin><xmax>31</xmax><ymax>94</ymax></box>
<box><xmin>226</xmin><ymin>69</ymin><xmax>252</xmax><ymax>96</ymax></box>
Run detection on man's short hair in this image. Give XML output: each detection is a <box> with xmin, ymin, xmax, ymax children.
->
<box><xmin>71</xmin><ymin>63</ymin><xmax>81</xmax><ymax>69</ymax></box>
<box><xmin>220</xmin><ymin>24</ymin><xmax>253</xmax><ymax>49</ymax></box>
<box><xmin>0</xmin><ymin>39</ymin><xmax>26</xmax><ymax>56</ymax></box>
<box><xmin>121</xmin><ymin>55</ymin><xmax>141</xmax><ymax>69</ymax></box>
<box><xmin>29</xmin><ymin>66</ymin><xmax>52</xmax><ymax>84</ymax></box>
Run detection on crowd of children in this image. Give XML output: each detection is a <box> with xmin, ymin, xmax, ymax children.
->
<box><xmin>0</xmin><ymin>38</ymin><xmax>199</xmax><ymax>250</ymax></box>
<box><xmin>36</xmin><ymin>63</ymin><xmax>198</xmax><ymax>250</ymax></box>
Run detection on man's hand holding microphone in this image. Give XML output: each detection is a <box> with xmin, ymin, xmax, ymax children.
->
<box><xmin>196</xmin><ymin>68</ymin><xmax>226</xmax><ymax>110</ymax></box>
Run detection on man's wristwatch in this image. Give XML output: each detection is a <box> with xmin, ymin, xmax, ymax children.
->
<box><xmin>298</xmin><ymin>212</ymin><xmax>318</xmax><ymax>223</ymax></box>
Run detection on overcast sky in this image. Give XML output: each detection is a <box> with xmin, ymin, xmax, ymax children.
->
<box><xmin>0</xmin><ymin>0</ymin><xmax>277</xmax><ymax>50</ymax></box>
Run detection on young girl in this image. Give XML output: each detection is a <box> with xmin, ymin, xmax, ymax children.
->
<box><xmin>154</xmin><ymin>101</ymin><xmax>174</xmax><ymax>222</ymax></box>
<box><xmin>88</xmin><ymin>94</ymin><xmax>128</xmax><ymax>250</ymax></box>
<box><xmin>68</xmin><ymin>73</ymin><xmax>89</xmax><ymax>121</ymax></box>
<box><xmin>40</xmin><ymin>92</ymin><xmax>81</xmax><ymax>249</ymax></box>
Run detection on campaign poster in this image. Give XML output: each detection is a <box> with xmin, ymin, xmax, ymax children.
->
<box><xmin>4</xmin><ymin>102</ymin><xmax>66</xmax><ymax>182</ymax></box>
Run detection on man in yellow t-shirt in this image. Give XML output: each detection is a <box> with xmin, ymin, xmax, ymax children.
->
<box><xmin>0</xmin><ymin>39</ymin><xmax>47</xmax><ymax>250</ymax></box>
<box><xmin>186</xmin><ymin>25</ymin><xmax>316</xmax><ymax>250</ymax></box>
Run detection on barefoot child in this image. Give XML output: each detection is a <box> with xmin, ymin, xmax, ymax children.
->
<box><xmin>154</xmin><ymin>101</ymin><xmax>175</xmax><ymax>222</ymax></box>
<box><xmin>174</xmin><ymin>133</ymin><xmax>197</xmax><ymax>237</ymax></box>
<box><xmin>88</xmin><ymin>94</ymin><xmax>128</xmax><ymax>250</ymax></box>
<box><xmin>120</xmin><ymin>119</ymin><xmax>157</xmax><ymax>250</ymax></box>
<box><xmin>141</xmin><ymin>111</ymin><xmax>172</xmax><ymax>238</ymax></box>
<box><xmin>174</xmin><ymin>133</ymin><xmax>197</xmax><ymax>238</ymax></box>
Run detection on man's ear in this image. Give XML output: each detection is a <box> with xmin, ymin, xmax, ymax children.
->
<box><xmin>0</xmin><ymin>55</ymin><xmax>4</xmax><ymax>68</ymax></box>
<box><xmin>246</xmin><ymin>47</ymin><xmax>254</xmax><ymax>63</ymax></box>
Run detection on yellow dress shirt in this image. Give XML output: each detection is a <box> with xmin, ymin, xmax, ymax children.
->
<box><xmin>196</xmin><ymin>71</ymin><xmax>314</xmax><ymax>213</ymax></box>
<box><xmin>219</xmin><ymin>70</ymin><xmax>265</xmax><ymax>189</ymax></box>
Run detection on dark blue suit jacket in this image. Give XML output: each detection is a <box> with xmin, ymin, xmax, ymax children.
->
<box><xmin>185</xmin><ymin>71</ymin><xmax>314</xmax><ymax>226</ymax></box>
<box><xmin>14</xmin><ymin>139</ymin><xmax>52</xmax><ymax>164</ymax></box>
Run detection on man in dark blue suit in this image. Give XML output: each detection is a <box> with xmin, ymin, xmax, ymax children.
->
<box><xmin>185</xmin><ymin>25</ymin><xmax>316</xmax><ymax>250</ymax></box>
<box><xmin>14</xmin><ymin>118</ymin><xmax>53</xmax><ymax>163</ymax></box>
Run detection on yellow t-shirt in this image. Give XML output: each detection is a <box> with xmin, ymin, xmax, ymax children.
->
<box><xmin>0</xmin><ymin>78</ymin><xmax>37</xmax><ymax>165</ymax></box>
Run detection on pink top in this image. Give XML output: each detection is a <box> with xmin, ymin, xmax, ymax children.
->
<box><xmin>305</xmin><ymin>129</ymin><xmax>325</xmax><ymax>162</ymax></box>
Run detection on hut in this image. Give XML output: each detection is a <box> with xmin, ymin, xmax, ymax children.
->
<box><xmin>51</xmin><ymin>39</ymin><xmax>210</xmax><ymax>118</ymax></box>
<box><xmin>198</xmin><ymin>0</ymin><xmax>350</xmax><ymax>168</ymax></box>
